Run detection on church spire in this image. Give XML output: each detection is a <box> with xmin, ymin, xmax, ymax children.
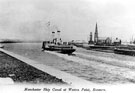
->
<box><xmin>94</xmin><ymin>22</ymin><xmax>98</xmax><ymax>43</ymax></box>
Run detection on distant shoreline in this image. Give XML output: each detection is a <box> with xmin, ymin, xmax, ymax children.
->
<box><xmin>0</xmin><ymin>40</ymin><xmax>43</xmax><ymax>43</ymax></box>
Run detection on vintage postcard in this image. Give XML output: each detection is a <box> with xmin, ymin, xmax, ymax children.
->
<box><xmin>0</xmin><ymin>0</ymin><xmax>135</xmax><ymax>93</ymax></box>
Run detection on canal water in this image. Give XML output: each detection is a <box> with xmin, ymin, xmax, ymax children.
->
<box><xmin>3</xmin><ymin>43</ymin><xmax>135</xmax><ymax>84</ymax></box>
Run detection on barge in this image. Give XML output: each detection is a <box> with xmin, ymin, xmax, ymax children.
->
<box><xmin>114</xmin><ymin>45</ymin><xmax>135</xmax><ymax>56</ymax></box>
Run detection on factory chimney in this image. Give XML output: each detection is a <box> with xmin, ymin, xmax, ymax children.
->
<box><xmin>88</xmin><ymin>32</ymin><xmax>93</xmax><ymax>44</ymax></box>
<box><xmin>90</xmin><ymin>32</ymin><xmax>93</xmax><ymax>42</ymax></box>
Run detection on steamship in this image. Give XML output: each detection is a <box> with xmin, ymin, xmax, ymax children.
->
<box><xmin>42</xmin><ymin>31</ymin><xmax>76</xmax><ymax>54</ymax></box>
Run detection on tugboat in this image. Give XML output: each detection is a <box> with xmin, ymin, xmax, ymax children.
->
<box><xmin>42</xmin><ymin>31</ymin><xmax>76</xmax><ymax>54</ymax></box>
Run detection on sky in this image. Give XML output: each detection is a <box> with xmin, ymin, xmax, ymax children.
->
<box><xmin>0</xmin><ymin>0</ymin><xmax>135</xmax><ymax>42</ymax></box>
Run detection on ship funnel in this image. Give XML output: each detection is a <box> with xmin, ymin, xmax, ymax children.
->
<box><xmin>52</xmin><ymin>31</ymin><xmax>55</xmax><ymax>42</ymax></box>
<box><xmin>57</xmin><ymin>30</ymin><xmax>61</xmax><ymax>43</ymax></box>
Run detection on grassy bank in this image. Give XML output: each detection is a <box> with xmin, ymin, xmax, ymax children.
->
<box><xmin>0</xmin><ymin>51</ymin><xmax>66</xmax><ymax>84</ymax></box>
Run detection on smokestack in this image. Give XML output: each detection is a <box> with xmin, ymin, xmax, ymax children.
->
<box><xmin>52</xmin><ymin>31</ymin><xmax>55</xmax><ymax>41</ymax></box>
<box><xmin>57</xmin><ymin>30</ymin><xmax>61</xmax><ymax>42</ymax></box>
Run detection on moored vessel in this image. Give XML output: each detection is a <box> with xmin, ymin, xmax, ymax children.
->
<box><xmin>114</xmin><ymin>45</ymin><xmax>135</xmax><ymax>56</ymax></box>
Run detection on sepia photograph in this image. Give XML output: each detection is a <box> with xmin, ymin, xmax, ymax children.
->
<box><xmin>0</xmin><ymin>0</ymin><xmax>135</xmax><ymax>93</ymax></box>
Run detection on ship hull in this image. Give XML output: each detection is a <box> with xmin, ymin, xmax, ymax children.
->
<box><xmin>87</xmin><ymin>45</ymin><xmax>115</xmax><ymax>53</ymax></box>
<box><xmin>44</xmin><ymin>47</ymin><xmax>75</xmax><ymax>54</ymax></box>
<box><xmin>114</xmin><ymin>48</ymin><xmax>135</xmax><ymax>56</ymax></box>
<box><xmin>42</xmin><ymin>42</ymin><xmax>76</xmax><ymax>54</ymax></box>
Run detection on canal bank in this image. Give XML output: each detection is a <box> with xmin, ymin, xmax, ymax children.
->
<box><xmin>0</xmin><ymin>50</ymin><xmax>65</xmax><ymax>85</ymax></box>
<box><xmin>0</xmin><ymin>48</ymin><xmax>93</xmax><ymax>86</ymax></box>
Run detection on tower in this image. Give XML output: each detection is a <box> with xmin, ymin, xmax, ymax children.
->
<box><xmin>88</xmin><ymin>32</ymin><xmax>93</xmax><ymax>44</ymax></box>
<box><xmin>94</xmin><ymin>23</ymin><xmax>98</xmax><ymax>43</ymax></box>
<box><xmin>90</xmin><ymin>32</ymin><xmax>93</xmax><ymax>42</ymax></box>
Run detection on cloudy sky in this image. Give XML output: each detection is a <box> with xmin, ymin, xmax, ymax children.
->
<box><xmin>0</xmin><ymin>0</ymin><xmax>135</xmax><ymax>42</ymax></box>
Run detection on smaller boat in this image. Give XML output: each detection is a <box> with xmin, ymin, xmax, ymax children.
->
<box><xmin>42</xmin><ymin>31</ymin><xmax>76</xmax><ymax>54</ymax></box>
<box><xmin>88</xmin><ymin>45</ymin><xmax>115</xmax><ymax>53</ymax></box>
<box><xmin>114</xmin><ymin>45</ymin><xmax>135</xmax><ymax>56</ymax></box>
